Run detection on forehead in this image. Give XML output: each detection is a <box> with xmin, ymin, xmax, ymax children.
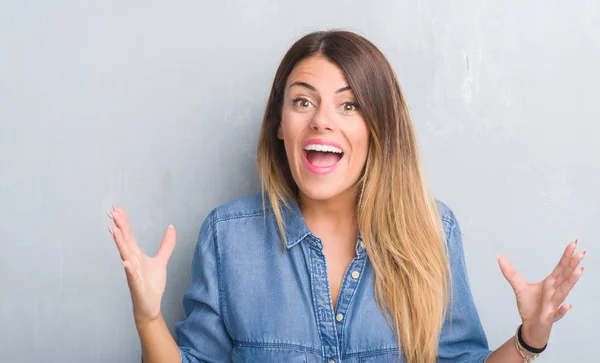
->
<box><xmin>286</xmin><ymin>55</ymin><xmax>349</xmax><ymax>90</ymax></box>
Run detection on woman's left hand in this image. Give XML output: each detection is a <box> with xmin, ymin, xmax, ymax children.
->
<box><xmin>497</xmin><ymin>240</ymin><xmax>585</xmax><ymax>348</ymax></box>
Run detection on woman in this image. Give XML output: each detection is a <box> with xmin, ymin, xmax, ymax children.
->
<box><xmin>108</xmin><ymin>31</ymin><xmax>585</xmax><ymax>363</ymax></box>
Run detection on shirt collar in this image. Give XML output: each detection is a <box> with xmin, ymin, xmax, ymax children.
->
<box><xmin>278</xmin><ymin>194</ymin><xmax>366</xmax><ymax>257</ymax></box>
<box><xmin>279</xmin><ymin>195</ymin><xmax>312</xmax><ymax>249</ymax></box>
<box><xmin>354</xmin><ymin>233</ymin><xmax>366</xmax><ymax>257</ymax></box>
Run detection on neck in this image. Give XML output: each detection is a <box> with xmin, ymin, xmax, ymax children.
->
<box><xmin>297</xmin><ymin>188</ymin><xmax>359</xmax><ymax>241</ymax></box>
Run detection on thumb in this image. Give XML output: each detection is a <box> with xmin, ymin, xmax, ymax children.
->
<box><xmin>155</xmin><ymin>224</ymin><xmax>177</xmax><ymax>265</ymax></box>
<box><xmin>497</xmin><ymin>254</ymin><xmax>527</xmax><ymax>294</ymax></box>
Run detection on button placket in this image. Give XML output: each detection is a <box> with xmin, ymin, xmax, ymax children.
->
<box><xmin>305</xmin><ymin>238</ymin><xmax>340</xmax><ymax>361</ymax></box>
<box><xmin>332</xmin><ymin>255</ymin><xmax>366</xmax><ymax>353</ymax></box>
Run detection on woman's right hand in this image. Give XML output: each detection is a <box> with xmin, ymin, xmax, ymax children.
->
<box><xmin>107</xmin><ymin>206</ymin><xmax>177</xmax><ymax>327</ymax></box>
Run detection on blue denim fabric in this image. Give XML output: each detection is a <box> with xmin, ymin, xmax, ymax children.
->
<box><xmin>174</xmin><ymin>192</ymin><xmax>492</xmax><ymax>362</ymax></box>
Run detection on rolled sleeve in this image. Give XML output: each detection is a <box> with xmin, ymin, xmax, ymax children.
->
<box><xmin>437</xmin><ymin>204</ymin><xmax>492</xmax><ymax>363</ymax></box>
<box><xmin>174</xmin><ymin>209</ymin><xmax>232</xmax><ymax>363</ymax></box>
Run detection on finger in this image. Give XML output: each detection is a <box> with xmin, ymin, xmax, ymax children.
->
<box><xmin>155</xmin><ymin>225</ymin><xmax>177</xmax><ymax>265</ymax></box>
<box><xmin>552</xmin><ymin>267</ymin><xmax>584</xmax><ymax>306</ymax></box>
<box><xmin>552</xmin><ymin>303</ymin><xmax>572</xmax><ymax>323</ymax></box>
<box><xmin>110</xmin><ymin>225</ymin><xmax>133</xmax><ymax>262</ymax></box>
<box><xmin>497</xmin><ymin>255</ymin><xmax>528</xmax><ymax>294</ymax></box>
<box><xmin>550</xmin><ymin>240</ymin><xmax>578</xmax><ymax>280</ymax></box>
<box><xmin>110</xmin><ymin>206</ymin><xmax>137</xmax><ymax>247</ymax></box>
<box><xmin>556</xmin><ymin>250</ymin><xmax>586</xmax><ymax>286</ymax></box>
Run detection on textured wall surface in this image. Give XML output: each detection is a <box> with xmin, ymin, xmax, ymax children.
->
<box><xmin>1</xmin><ymin>1</ymin><xmax>598</xmax><ymax>362</ymax></box>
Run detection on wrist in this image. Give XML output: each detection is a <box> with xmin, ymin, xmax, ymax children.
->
<box><xmin>520</xmin><ymin>323</ymin><xmax>549</xmax><ymax>352</ymax></box>
<box><xmin>135</xmin><ymin>312</ymin><xmax>163</xmax><ymax>331</ymax></box>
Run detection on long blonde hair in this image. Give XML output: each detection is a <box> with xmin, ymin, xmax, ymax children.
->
<box><xmin>256</xmin><ymin>30</ymin><xmax>450</xmax><ymax>363</ymax></box>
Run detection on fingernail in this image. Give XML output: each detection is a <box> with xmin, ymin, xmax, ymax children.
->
<box><xmin>122</xmin><ymin>260</ymin><xmax>128</xmax><ymax>269</ymax></box>
<box><xmin>583</xmin><ymin>250</ymin><xmax>587</xmax><ymax>256</ymax></box>
<box><xmin>106</xmin><ymin>211</ymin><xmax>114</xmax><ymax>219</ymax></box>
<box><xmin>168</xmin><ymin>224</ymin><xmax>174</xmax><ymax>229</ymax></box>
<box><xmin>113</xmin><ymin>204</ymin><xmax>117</xmax><ymax>211</ymax></box>
<box><xmin>575</xmin><ymin>239</ymin><xmax>578</xmax><ymax>245</ymax></box>
<box><xmin>108</xmin><ymin>225</ymin><xmax>113</xmax><ymax>235</ymax></box>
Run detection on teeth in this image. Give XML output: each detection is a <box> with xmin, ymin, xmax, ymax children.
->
<box><xmin>303</xmin><ymin>144</ymin><xmax>343</xmax><ymax>154</ymax></box>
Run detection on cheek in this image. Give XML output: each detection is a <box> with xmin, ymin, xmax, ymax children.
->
<box><xmin>351</xmin><ymin>121</ymin><xmax>370</xmax><ymax>163</ymax></box>
<box><xmin>279</xmin><ymin>114</ymin><xmax>302</xmax><ymax>159</ymax></box>
<box><xmin>280</xmin><ymin>109</ymin><xmax>309</xmax><ymax>140</ymax></box>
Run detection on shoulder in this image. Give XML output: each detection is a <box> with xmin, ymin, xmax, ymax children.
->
<box><xmin>209</xmin><ymin>192</ymin><xmax>270</xmax><ymax>224</ymax></box>
<box><xmin>434</xmin><ymin>198</ymin><xmax>466</xmax><ymax>255</ymax></box>
<box><xmin>196</xmin><ymin>192</ymin><xmax>273</xmax><ymax>250</ymax></box>
<box><xmin>434</xmin><ymin>198</ymin><xmax>458</xmax><ymax>229</ymax></box>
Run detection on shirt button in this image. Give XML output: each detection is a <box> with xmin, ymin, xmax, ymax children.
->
<box><xmin>360</xmin><ymin>241</ymin><xmax>365</xmax><ymax>248</ymax></box>
<box><xmin>336</xmin><ymin>313</ymin><xmax>344</xmax><ymax>322</ymax></box>
<box><xmin>351</xmin><ymin>271</ymin><xmax>360</xmax><ymax>279</ymax></box>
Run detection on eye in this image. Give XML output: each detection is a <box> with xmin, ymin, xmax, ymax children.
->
<box><xmin>292</xmin><ymin>97</ymin><xmax>313</xmax><ymax>109</ymax></box>
<box><xmin>341</xmin><ymin>102</ymin><xmax>360</xmax><ymax>113</ymax></box>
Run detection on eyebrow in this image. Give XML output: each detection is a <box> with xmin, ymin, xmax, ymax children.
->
<box><xmin>288</xmin><ymin>81</ymin><xmax>352</xmax><ymax>94</ymax></box>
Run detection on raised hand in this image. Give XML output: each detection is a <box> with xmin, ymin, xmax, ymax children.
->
<box><xmin>107</xmin><ymin>205</ymin><xmax>177</xmax><ymax>326</ymax></box>
<box><xmin>497</xmin><ymin>240</ymin><xmax>585</xmax><ymax>348</ymax></box>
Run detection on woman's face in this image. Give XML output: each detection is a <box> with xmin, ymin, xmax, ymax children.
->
<box><xmin>278</xmin><ymin>55</ymin><xmax>369</xmax><ymax>202</ymax></box>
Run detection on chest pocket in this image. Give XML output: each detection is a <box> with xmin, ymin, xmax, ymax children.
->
<box><xmin>232</xmin><ymin>346</ymin><xmax>307</xmax><ymax>363</ymax></box>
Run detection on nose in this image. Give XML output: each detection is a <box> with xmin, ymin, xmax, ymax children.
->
<box><xmin>309</xmin><ymin>105</ymin><xmax>335</xmax><ymax>132</ymax></box>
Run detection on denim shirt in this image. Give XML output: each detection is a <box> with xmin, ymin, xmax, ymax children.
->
<box><xmin>174</xmin><ymin>192</ymin><xmax>492</xmax><ymax>362</ymax></box>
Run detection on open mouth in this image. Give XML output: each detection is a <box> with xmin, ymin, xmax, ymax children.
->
<box><xmin>302</xmin><ymin>143</ymin><xmax>344</xmax><ymax>175</ymax></box>
<box><xmin>303</xmin><ymin>149</ymin><xmax>344</xmax><ymax>167</ymax></box>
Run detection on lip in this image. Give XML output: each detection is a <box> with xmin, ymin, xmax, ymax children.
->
<box><xmin>302</xmin><ymin>138</ymin><xmax>345</xmax><ymax>175</ymax></box>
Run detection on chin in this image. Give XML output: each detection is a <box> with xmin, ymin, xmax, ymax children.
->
<box><xmin>297</xmin><ymin>182</ymin><xmax>349</xmax><ymax>202</ymax></box>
